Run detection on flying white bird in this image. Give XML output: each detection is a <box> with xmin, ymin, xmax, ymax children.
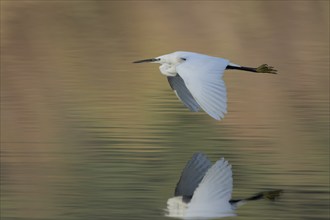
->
<box><xmin>133</xmin><ymin>51</ymin><xmax>277</xmax><ymax>120</ymax></box>
<box><xmin>165</xmin><ymin>152</ymin><xmax>282</xmax><ymax>219</ymax></box>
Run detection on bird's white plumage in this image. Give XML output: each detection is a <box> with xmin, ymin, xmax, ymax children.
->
<box><xmin>185</xmin><ymin>158</ymin><xmax>234</xmax><ymax>218</ymax></box>
<box><xmin>160</xmin><ymin>63</ymin><xmax>177</xmax><ymax>77</ymax></box>
<box><xmin>174</xmin><ymin>52</ymin><xmax>229</xmax><ymax>120</ymax></box>
<box><xmin>166</xmin><ymin>155</ymin><xmax>235</xmax><ymax>219</ymax></box>
<box><xmin>133</xmin><ymin>51</ymin><xmax>230</xmax><ymax>120</ymax></box>
<box><xmin>166</xmin><ymin>196</ymin><xmax>188</xmax><ymax>218</ymax></box>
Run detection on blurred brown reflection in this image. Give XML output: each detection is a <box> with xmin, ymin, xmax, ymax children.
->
<box><xmin>1</xmin><ymin>1</ymin><xmax>329</xmax><ymax>220</ymax></box>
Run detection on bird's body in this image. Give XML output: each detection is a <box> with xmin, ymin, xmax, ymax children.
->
<box><xmin>165</xmin><ymin>152</ymin><xmax>282</xmax><ymax>219</ymax></box>
<box><xmin>133</xmin><ymin>51</ymin><xmax>277</xmax><ymax>120</ymax></box>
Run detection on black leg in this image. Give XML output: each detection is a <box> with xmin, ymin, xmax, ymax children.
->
<box><xmin>226</xmin><ymin>65</ymin><xmax>257</xmax><ymax>73</ymax></box>
<box><xmin>226</xmin><ymin>64</ymin><xmax>277</xmax><ymax>74</ymax></box>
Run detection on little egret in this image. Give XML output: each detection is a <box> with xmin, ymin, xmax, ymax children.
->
<box><xmin>165</xmin><ymin>152</ymin><xmax>282</xmax><ymax>219</ymax></box>
<box><xmin>133</xmin><ymin>51</ymin><xmax>277</xmax><ymax>120</ymax></box>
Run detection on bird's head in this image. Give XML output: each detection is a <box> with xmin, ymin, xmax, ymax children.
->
<box><xmin>133</xmin><ymin>51</ymin><xmax>188</xmax><ymax>65</ymax></box>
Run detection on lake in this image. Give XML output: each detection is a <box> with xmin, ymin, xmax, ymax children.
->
<box><xmin>1</xmin><ymin>1</ymin><xmax>329</xmax><ymax>220</ymax></box>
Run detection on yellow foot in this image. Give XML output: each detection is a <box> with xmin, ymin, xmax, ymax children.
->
<box><xmin>256</xmin><ymin>64</ymin><xmax>278</xmax><ymax>74</ymax></box>
<box><xmin>262</xmin><ymin>189</ymin><xmax>283</xmax><ymax>201</ymax></box>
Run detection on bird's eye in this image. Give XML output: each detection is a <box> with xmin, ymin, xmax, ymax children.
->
<box><xmin>181</xmin><ymin>58</ymin><xmax>187</xmax><ymax>61</ymax></box>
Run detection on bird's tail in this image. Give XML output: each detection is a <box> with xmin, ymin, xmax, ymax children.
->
<box><xmin>230</xmin><ymin>189</ymin><xmax>283</xmax><ymax>208</ymax></box>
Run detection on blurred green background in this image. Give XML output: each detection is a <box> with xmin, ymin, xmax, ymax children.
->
<box><xmin>1</xmin><ymin>1</ymin><xmax>329</xmax><ymax>220</ymax></box>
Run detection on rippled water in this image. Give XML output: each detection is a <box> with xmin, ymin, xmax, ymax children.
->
<box><xmin>1</xmin><ymin>1</ymin><xmax>329</xmax><ymax>220</ymax></box>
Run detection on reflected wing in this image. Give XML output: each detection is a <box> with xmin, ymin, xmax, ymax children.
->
<box><xmin>176</xmin><ymin>54</ymin><xmax>229</xmax><ymax>120</ymax></box>
<box><xmin>175</xmin><ymin>152</ymin><xmax>212</xmax><ymax>197</ymax></box>
<box><xmin>186</xmin><ymin>158</ymin><xmax>234</xmax><ymax>218</ymax></box>
<box><xmin>167</xmin><ymin>75</ymin><xmax>201</xmax><ymax>112</ymax></box>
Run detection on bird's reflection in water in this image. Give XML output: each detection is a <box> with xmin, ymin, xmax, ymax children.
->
<box><xmin>165</xmin><ymin>153</ymin><xmax>282</xmax><ymax>219</ymax></box>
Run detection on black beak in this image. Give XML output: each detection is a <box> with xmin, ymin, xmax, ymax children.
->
<box><xmin>133</xmin><ymin>58</ymin><xmax>160</xmax><ymax>63</ymax></box>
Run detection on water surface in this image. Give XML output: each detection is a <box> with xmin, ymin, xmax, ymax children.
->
<box><xmin>1</xmin><ymin>1</ymin><xmax>329</xmax><ymax>220</ymax></box>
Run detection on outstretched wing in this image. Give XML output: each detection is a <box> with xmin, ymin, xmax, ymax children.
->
<box><xmin>176</xmin><ymin>54</ymin><xmax>229</xmax><ymax>120</ymax></box>
<box><xmin>185</xmin><ymin>158</ymin><xmax>235</xmax><ymax>218</ymax></box>
<box><xmin>175</xmin><ymin>152</ymin><xmax>212</xmax><ymax>197</ymax></box>
<box><xmin>167</xmin><ymin>75</ymin><xmax>201</xmax><ymax>112</ymax></box>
